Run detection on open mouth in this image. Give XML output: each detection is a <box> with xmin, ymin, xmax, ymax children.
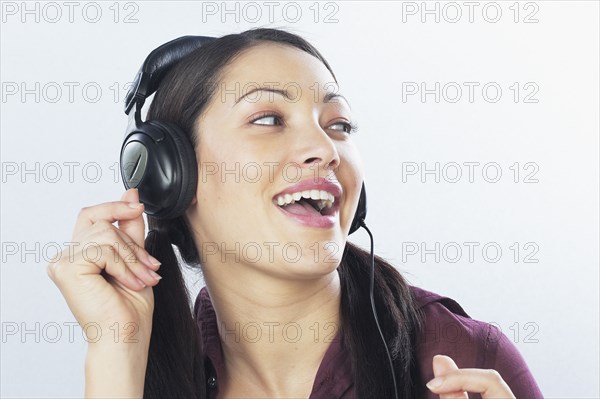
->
<box><xmin>272</xmin><ymin>178</ymin><xmax>342</xmax><ymax>228</ymax></box>
<box><xmin>274</xmin><ymin>190</ymin><xmax>338</xmax><ymax>217</ymax></box>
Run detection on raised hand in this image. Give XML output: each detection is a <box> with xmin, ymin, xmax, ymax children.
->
<box><xmin>47</xmin><ymin>188</ymin><xmax>161</xmax><ymax>346</ymax></box>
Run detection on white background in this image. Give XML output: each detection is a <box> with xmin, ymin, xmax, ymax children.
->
<box><xmin>1</xmin><ymin>1</ymin><xmax>598</xmax><ymax>397</ymax></box>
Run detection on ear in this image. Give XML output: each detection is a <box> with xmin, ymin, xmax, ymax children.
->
<box><xmin>190</xmin><ymin>195</ymin><xmax>197</xmax><ymax>205</ymax></box>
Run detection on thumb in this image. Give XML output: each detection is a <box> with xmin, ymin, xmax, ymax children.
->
<box><xmin>430</xmin><ymin>355</ymin><xmax>468</xmax><ymax>399</ymax></box>
<box><xmin>118</xmin><ymin>188</ymin><xmax>146</xmax><ymax>248</ymax></box>
<box><xmin>433</xmin><ymin>354</ymin><xmax>459</xmax><ymax>377</ymax></box>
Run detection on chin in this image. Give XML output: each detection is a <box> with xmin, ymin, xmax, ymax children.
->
<box><xmin>281</xmin><ymin>263</ymin><xmax>341</xmax><ymax>281</ymax></box>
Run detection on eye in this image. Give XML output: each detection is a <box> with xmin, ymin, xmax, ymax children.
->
<box><xmin>329</xmin><ymin>120</ymin><xmax>359</xmax><ymax>134</ymax></box>
<box><xmin>250</xmin><ymin>113</ymin><xmax>284</xmax><ymax>126</ymax></box>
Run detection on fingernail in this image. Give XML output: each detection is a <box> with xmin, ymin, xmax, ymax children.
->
<box><xmin>136</xmin><ymin>277</ymin><xmax>146</xmax><ymax>287</ymax></box>
<box><xmin>149</xmin><ymin>270</ymin><xmax>162</xmax><ymax>281</ymax></box>
<box><xmin>147</xmin><ymin>255</ymin><xmax>161</xmax><ymax>266</ymax></box>
<box><xmin>426</xmin><ymin>377</ymin><xmax>443</xmax><ymax>389</ymax></box>
<box><xmin>128</xmin><ymin>202</ymin><xmax>142</xmax><ymax>208</ymax></box>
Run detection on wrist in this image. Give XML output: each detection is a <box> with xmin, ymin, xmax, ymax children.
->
<box><xmin>85</xmin><ymin>341</ymin><xmax>150</xmax><ymax>398</ymax></box>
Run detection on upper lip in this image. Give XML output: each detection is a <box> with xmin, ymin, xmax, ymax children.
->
<box><xmin>272</xmin><ymin>177</ymin><xmax>342</xmax><ymax>204</ymax></box>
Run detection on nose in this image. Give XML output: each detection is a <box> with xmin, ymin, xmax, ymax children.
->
<box><xmin>295</xmin><ymin>122</ymin><xmax>341</xmax><ymax>172</ymax></box>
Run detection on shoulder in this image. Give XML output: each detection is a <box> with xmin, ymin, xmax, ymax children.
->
<box><xmin>410</xmin><ymin>285</ymin><xmax>471</xmax><ymax>317</ymax></box>
<box><xmin>409</xmin><ymin>285</ymin><xmax>544</xmax><ymax>398</ymax></box>
<box><xmin>409</xmin><ymin>285</ymin><xmax>491</xmax><ymax>367</ymax></box>
<box><xmin>409</xmin><ymin>285</ymin><xmax>495</xmax><ymax>364</ymax></box>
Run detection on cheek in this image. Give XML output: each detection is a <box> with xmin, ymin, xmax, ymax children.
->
<box><xmin>192</xmin><ymin>145</ymin><xmax>239</xmax><ymax>227</ymax></box>
<box><xmin>195</xmin><ymin>136</ymin><xmax>240</xmax><ymax>193</ymax></box>
<box><xmin>194</xmin><ymin>146</ymin><xmax>266</xmax><ymax>224</ymax></box>
<box><xmin>338</xmin><ymin>144</ymin><xmax>364</xmax><ymax>187</ymax></box>
<box><xmin>347</xmin><ymin>143</ymin><xmax>364</xmax><ymax>171</ymax></box>
<box><xmin>337</xmin><ymin>146</ymin><xmax>364</xmax><ymax>228</ymax></box>
<box><xmin>192</xmin><ymin>177</ymin><xmax>254</xmax><ymax>245</ymax></box>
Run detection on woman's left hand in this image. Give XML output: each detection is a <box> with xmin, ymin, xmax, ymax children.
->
<box><xmin>426</xmin><ymin>354</ymin><xmax>516</xmax><ymax>398</ymax></box>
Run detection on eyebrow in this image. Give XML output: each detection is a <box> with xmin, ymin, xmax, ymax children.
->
<box><xmin>233</xmin><ymin>87</ymin><xmax>352</xmax><ymax>109</ymax></box>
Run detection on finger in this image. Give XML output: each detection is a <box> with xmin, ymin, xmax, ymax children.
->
<box><xmin>82</xmin><ymin>229</ymin><xmax>162</xmax><ymax>287</ymax></box>
<box><xmin>431</xmin><ymin>355</ymin><xmax>468</xmax><ymax>399</ymax></box>
<box><xmin>83</xmin><ymin>219</ymin><xmax>160</xmax><ymax>271</ymax></box>
<box><xmin>426</xmin><ymin>368</ymin><xmax>515</xmax><ymax>399</ymax></box>
<box><xmin>73</xmin><ymin>200</ymin><xmax>144</xmax><ymax>240</ymax></box>
<box><xmin>118</xmin><ymin>188</ymin><xmax>147</xmax><ymax>249</ymax></box>
<box><xmin>50</xmin><ymin>240</ymin><xmax>147</xmax><ymax>291</ymax></box>
<box><xmin>433</xmin><ymin>354</ymin><xmax>459</xmax><ymax>376</ymax></box>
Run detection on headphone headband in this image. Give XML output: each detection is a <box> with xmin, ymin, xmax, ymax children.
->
<box><xmin>124</xmin><ymin>35</ymin><xmax>217</xmax><ymax>115</ymax></box>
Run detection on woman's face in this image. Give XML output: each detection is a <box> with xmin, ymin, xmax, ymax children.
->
<box><xmin>186</xmin><ymin>42</ymin><xmax>363</xmax><ymax>279</ymax></box>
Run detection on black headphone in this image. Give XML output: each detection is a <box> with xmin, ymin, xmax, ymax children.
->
<box><xmin>120</xmin><ymin>35</ymin><xmax>367</xmax><ymax>234</ymax></box>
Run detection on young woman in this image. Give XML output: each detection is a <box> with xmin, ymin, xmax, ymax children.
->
<box><xmin>48</xmin><ymin>28</ymin><xmax>543</xmax><ymax>399</ymax></box>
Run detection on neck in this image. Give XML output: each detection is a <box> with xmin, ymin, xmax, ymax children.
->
<box><xmin>203</xmin><ymin>265</ymin><xmax>342</xmax><ymax>398</ymax></box>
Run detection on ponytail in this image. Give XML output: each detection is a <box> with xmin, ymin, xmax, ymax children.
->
<box><xmin>143</xmin><ymin>218</ymin><xmax>205</xmax><ymax>399</ymax></box>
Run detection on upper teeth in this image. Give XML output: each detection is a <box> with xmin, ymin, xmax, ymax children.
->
<box><xmin>276</xmin><ymin>189</ymin><xmax>335</xmax><ymax>210</ymax></box>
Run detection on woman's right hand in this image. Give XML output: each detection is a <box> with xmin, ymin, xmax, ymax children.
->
<box><xmin>47</xmin><ymin>188</ymin><xmax>162</xmax><ymax>346</ymax></box>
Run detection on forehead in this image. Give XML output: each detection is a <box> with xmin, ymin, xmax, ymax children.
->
<box><xmin>217</xmin><ymin>42</ymin><xmax>337</xmax><ymax>93</ymax></box>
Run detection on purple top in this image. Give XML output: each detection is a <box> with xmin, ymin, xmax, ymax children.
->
<box><xmin>194</xmin><ymin>285</ymin><xmax>544</xmax><ymax>398</ymax></box>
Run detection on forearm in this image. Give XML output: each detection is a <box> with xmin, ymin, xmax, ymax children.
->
<box><xmin>84</xmin><ymin>341</ymin><xmax>150</xmax><ymax>398</ymax></box>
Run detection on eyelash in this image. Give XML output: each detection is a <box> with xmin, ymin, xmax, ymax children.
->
<box><xmin>250</xmin><ymin>112</ymin><xmax>359</xmax><ymax>134</ymax></box>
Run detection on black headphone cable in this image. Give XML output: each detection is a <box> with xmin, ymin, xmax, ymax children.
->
<box><xmin>359</xmin><ymin>220</ymin><xmax>399</xmax><ymax>399</ymax></box>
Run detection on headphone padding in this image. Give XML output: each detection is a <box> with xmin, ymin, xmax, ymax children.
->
<box><xmin>146</xmin><ymin>120</ymin><xmax>198</xmax><ymax>219</ymax></box>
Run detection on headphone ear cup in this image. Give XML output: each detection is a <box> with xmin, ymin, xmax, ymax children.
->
<box><xmin>150</xmin><ymin>121</ymin><xmax>198</xmax><ymax>219</ymax></box>
<box><xmin>349</xmin><ymin>183</ymin><xmax>367</xmax><ymax>235</ymax></box>
<box><xmin>120</xmin><ymin>120</ymin><xmax>198</xmax><ymax>219</ymax></box>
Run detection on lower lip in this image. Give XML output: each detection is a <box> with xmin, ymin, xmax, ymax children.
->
<box><xmin>275</xmin><ymin>204</ymin><xmax>337</xmax><ymax>228</ymax></box>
